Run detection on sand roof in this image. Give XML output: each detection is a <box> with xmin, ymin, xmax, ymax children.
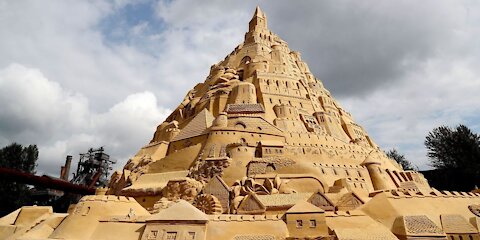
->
<box><xmin>286</xmin><ymin>201</ymin><xmax>325</xmax><ymax>214</ymax></box>
<box><xmin>172</xmin><ymin>109</ymin><xmax>214</xmax><ymax>142</ymax></box>
<box><xmin>147</xmin><ymin>200</ymin><xmax>208</xmax><ymax>222</ymax></box>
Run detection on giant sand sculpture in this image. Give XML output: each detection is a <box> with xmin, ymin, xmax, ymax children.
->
<box><xmin>2</xmin><ymin>7</ymin><xmax>480</xmax><ymax>240</ymax></box>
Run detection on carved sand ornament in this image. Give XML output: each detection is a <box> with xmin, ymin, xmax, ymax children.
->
<box><xmin>232</xmin><ymin>177</ymin><xmax>269</xmax><ymax>197</ymax></box>
<box><xmin>468</xmin><ymin>204</ymin><xmax>480</xmax><ymax>217</ymax></box>
<box><xmin>193</xmin><ymin>194</ymin><xmax>223</xmax><ymax>215</ymax></box>
<box><xmin>150</xmin><ymin>198</ymin><xmax>174</xmax><ymax>214</ymax></box>
<box><xmin>162</xmin><ymin>178</ymin><xmax>203</xmax><ymax>202</ymax></box>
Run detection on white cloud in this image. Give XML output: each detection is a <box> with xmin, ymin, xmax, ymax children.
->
<box><xmin>0</xmin><ymin>64</ymin><xmax>90</xmax><ymax>141</ymax></box>
<box><xmin>0</xmin><ymin>0</ymin><xmax>157</xmax><ymax>111</ymax></box>
<box><xmin>342</xmin><ymin>58</ymin><xmax>480</xmax><ymax>169</ymax></box>
<box><xmin>0</xmin><ymin>63</ymin><xmax>170</xmax><ymax>175</ymax></box>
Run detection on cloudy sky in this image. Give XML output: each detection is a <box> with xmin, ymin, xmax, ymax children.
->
<box><xmin>1</xmin><ymin>0</ymin><xmax>479</xmax><ymax>176</ymax></box>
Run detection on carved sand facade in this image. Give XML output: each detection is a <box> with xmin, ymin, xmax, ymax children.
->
<box><xmin>2</xmin><ymin>7</ymin><xmax>480</xmax><ymax>240</ymax></box>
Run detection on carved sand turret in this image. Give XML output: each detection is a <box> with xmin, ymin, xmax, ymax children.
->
<box><xmin>3</xmin><ymin>7</ymin><xmax>480</xmax><ymax>240</ymax></box>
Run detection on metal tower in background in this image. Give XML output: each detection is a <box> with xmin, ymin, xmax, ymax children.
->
<box><xmin>70</xmin><ymin>147</ymin><xmax>115</xmax><ymax>188</ymax></box>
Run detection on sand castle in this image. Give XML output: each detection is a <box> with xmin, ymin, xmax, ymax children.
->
<box><xmin>2</xmin><ymin>7</ymin><xmax>480</xmax><ymax>240</ymax></box>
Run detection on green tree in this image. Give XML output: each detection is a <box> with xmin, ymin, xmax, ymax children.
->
<box><xmin>424</xmin><ymin>124</ymin><xmax>480</xmax><ymax>191</ymax></box>
<box><xmin>0</xmin><ymin>143</ymin><xmax>39</xmax><ymax>216</ymax></box>
<box><xmin>386</xmin><ymin>149</ymin><xmax>415</xmax><ymax>170</ymax></box>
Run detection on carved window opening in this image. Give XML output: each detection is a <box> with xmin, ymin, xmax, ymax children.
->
<box><xmin>166</xmin><ymin>232</ymin><xmax>177</xmax><ymax>240</ymax></box>
<box><xmin>186</xmin><ymin>232</ymin><xmax>196</xmax><ymax>240</ymax></box>
<box><xmin>147</xmin><ymin>230</ymin><xmax>158</xmax><ymax>240</ymax></box>
<box><xmin>235</xmin><ymin>122</ymin><xmax>246</xmax><ymax>129</ymax></box>
<box><xmin>238</xmin><ymin>70</ymin><xmax>244</xmax><ymax>81</ymax></box>
<box><xmin>82</xmin><ymin>206</ymin><xmax>90</xmax><ymax>216</ymax></box>
<box><xmin>241</xmin><ymin>56</ymin><xmax>251</xmax><ymax>65</ymax></box>
<box><xmin>296</xmin><ymin>219</ymin><xmax>303</xmax><ymax>228</ymax></box>
<box><xmin>310</xmin><ymin>220</ymin><xmax>316</xmax><ymax>228</ymax></box>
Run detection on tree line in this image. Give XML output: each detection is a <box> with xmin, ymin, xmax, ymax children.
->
<box><xmin>387</xmin><ymin>124</ymin><xmax>480</xmax><ymax>191</ymax></box>
<box><xmin>0</xmin><ymin>143</ymin><xmax>39</xmax><ymax>216</ymax></box>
